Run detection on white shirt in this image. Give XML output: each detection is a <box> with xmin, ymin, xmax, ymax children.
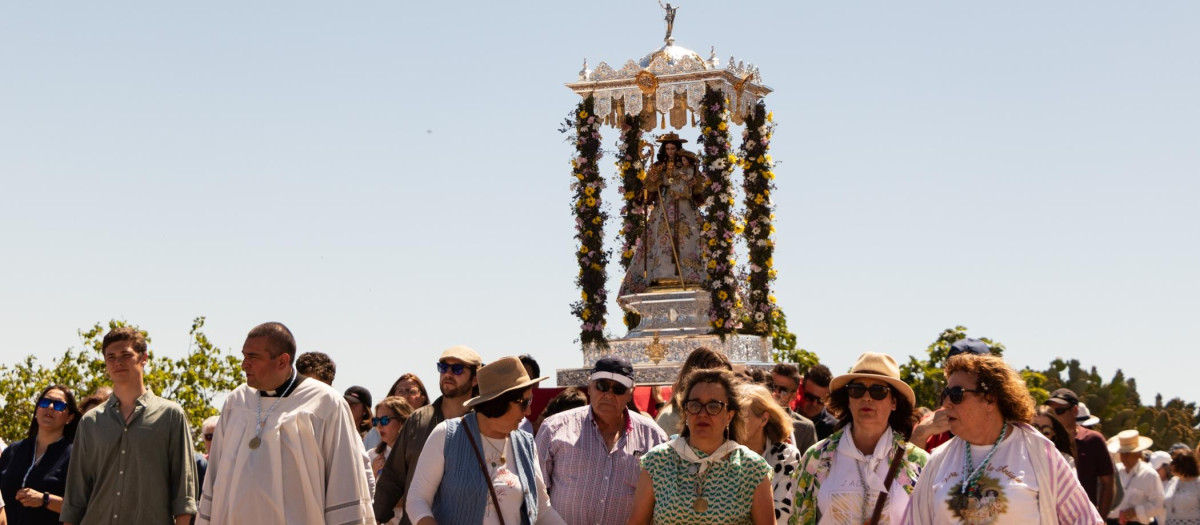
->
<box><xmin>406</xmin><ymin>420</ymin><xmax>565</xmax><ymax>525</ymax></box>
<box><xmin>926</xmin><ymin>431</ymin><xmax>1042</xmax><ymax>525</ymax></box>
<box><xmin>1165</xmin><ymin>477</ymin><xmax>1200</xmax><ymax>524</ymax></box>
<box><xmin>1109</xmin><ymin>460</ymin><xmax>1165</xmax><ymax>524</ymax></box>
<box><xmin>197</xmin><ymin>378</ymin><xmax>376</xmax><ymax>525</ymax></box>
<box><xmin>816</xmin><ymin>426</ymin><xmax>910</xmax><ymax>525</ymax></box>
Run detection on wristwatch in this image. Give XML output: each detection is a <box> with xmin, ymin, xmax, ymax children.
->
<box><xmin>43</xmin><ymin>492</ymin><xmax>49</xmax><ymax>507</ymax></box>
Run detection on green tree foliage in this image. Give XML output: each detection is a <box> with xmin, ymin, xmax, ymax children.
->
<box><xmin>899</xmin><ymin>326</ymin><xmax>1005</xmax><ymax>409</ymax></box>
<box><xmin>769</xmin><ymin>308</ymin><xmax>819</xmax><ymax>372</ymax></box>
<box><xmin>0</xmin><ymin>317</ymin><xmax>242</xmax><ymax>446</ymax></box>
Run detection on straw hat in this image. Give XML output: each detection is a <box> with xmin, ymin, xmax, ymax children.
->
<box><xmin>828</xmin><ymin>352</ymin><xmax>916</xmax><ymax>406</ymax></box>
<box><xmin>463</xmin><ymin>356</ymin><xmax>547</xmax><ymax>408</ymax></box>
<box><xmin>1108</xmin><ymin>429</ymin><xmax>1154</xmax><ymax>454</ymax></box>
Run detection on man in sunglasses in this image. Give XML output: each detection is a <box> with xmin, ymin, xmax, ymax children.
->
<box><xmin>374</xmin><ymin>345</ymin><xmax>482</xmax><ymax>524</ymax></box>
<box><xmin>769</xmin><ymin>363</ymin><xmax>817</xmax><ymax>454</ymax></box>
<box><xmin>536</xmin><ymin>355</ymin><xmax>667</xmax><ymax>525</ymax></box>
<box><xmin>1047</xmin><ymin>388</ymin><xmax>1116</xmax><ymax>518</ymax></box>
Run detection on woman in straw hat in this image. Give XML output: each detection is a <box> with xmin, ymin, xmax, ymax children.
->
<box><xmin>618</xmin><ymin>132</ymin><xmax>706</xmax><ymax>296</ymax></box>
<box><xmin>1106</xmin><ymin>429</ymin><xmax>1164</xmax><ymax>525</ymax></box>
<box><xmin>630</xmin><ymin>368</ymin><xmax>775</xmax><ymax>525</ymax></box>
<box><xmin>907</xmin><ymin>353</ymin><xmax>1104</xmax><ymax>524</ymax></box>
<box><xmin>736</xmin><ymin>383</ymin><xmax>803</xmax><ymax>524</ymax></box>
<box><xmin>405</xmin><ymin>356</ymin><xmax>566</xmax><ymax>525</ymax></box>
<box><xmin>791</xmin><ymin>352</ymin><xmax>927</xmax><ymax>525</ymax></box>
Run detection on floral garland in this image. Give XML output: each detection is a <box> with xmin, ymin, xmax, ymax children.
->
<box><xmin>614</xmin><ymin>114</ymin><xmax>646</xmax><ymax>329</ymax></box>
<box><xmin>697</xmin><ymin>87</ymin><xmax>742</xmax><ymax>336</ymax></box>
<box><xmin>568</xmin><ymin>96</ymin><xmax>608</xmax><ymax>345</ymax></box>
<box><xmin>738</xmin><ymin>101</ymin><xmax>778</xmax><ymax>335</ymax></box>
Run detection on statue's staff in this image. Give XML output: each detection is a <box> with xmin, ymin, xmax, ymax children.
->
<box><xmin>656</xmin><ymin>179</ymin><xmax>686</xmax><ymax>285</ymax></box>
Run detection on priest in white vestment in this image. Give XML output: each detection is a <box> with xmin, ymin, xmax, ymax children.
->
<box><xmin>197</xmin><ymin>322</ymin><xmax>376</xmax><ymax>525</ymax></box>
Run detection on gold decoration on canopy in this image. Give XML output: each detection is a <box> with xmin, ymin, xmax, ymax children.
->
<box><xmin>645</xmin><ymin>332</ymin><xmax>668</xmax><ymax>365</ymax></box>
<box><xmin>636</xmin><ymin>70</ymin><xmax>659</xmax><ymax>95</ymax></box>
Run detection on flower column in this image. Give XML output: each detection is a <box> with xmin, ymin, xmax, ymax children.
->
<box><xmin>615</xmin><ymin>114</ymin><xmax>646</xmax><ymax>330</ymax></box>
<box><xmin>698</xmin><ymin>87</ymin><xmax>741</xmax><ymax>337</ymax></box>
<box><xmin>738</xmin><ymin>101</ymin><xmax>778</xmax><ymax>335</ymax></box>
<box><xmin>569</xmin><ymin>96</ymin><xmax>609</xmax><ymax>346</ymax></box>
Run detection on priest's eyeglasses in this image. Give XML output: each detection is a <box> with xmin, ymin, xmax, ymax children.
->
<box><xmin>37</xmin><ymin>398</ymin><xmax>67</xmax><ymax>412</ymax></box>
<box><xmin>684</xmin><ymin>399</ymin><xmax>727</xmax><ymax>416</ymax></box>
<box><xmin>940</xmin><ymin>385</ymin><xmax>986</xmax><ymax>405</ymax></box>
<box><xmin>845</xmin><ymin>383</ymin><xmax>891</xmax><ymax>401</ymax></box>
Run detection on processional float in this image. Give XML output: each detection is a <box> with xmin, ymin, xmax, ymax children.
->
<box><xmin>558</xmin><ymin>5</ymin><xmax>782</xmax><ymax>386</ymax></box>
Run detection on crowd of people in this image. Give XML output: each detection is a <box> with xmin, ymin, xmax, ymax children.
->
<box><xmin>0</xmin><ymin>327</ymin><xmax>1197</xmax><ymax>525</ymax></box>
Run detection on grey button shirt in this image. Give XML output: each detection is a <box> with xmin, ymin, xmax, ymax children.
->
<box><xmin>62</xmin><ymin>391</ymin><xmax>197</xmax><ymax>525</ymax></box>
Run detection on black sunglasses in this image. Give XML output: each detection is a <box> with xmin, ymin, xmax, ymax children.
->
<box><xmin>437</xmin><ymin>362</ymin><xmax>470</xmax><ymax>375</ymax></box>
<box><xmin>940</xmin><ymin>385</ymin><xmax>986</xmax><ymax>405</ymax></box>
<box><xmin>37</xmin><ymin>398</ymin><xmax>67</xmax><ymax>412</ymax></box>
<box><xmin>845</xmin><ymin>383</ymin><xmax>891</xmax><ymax>401</ymax></box>
<box><xmin>684</xmin><ymin>399</ymin><xmax>728</xmax><ymax>416</ymax></box>
<box><xmin>593</xmin><ymin>379</ymin><xmax>629</xmax><ymax>396</ymax></box>
<box><xmin>372</xmin><ymin>415</ymin><xmax>402</xmax><ymax>426</ymax></box>
<box><xmin>513</xmin><ymin>397</ymin><xmax>533</xmax><ymax>410</ymax></box>
<box><xmin>1052</xmin><ymin>405</ymin><xmax>1072</xmax><ymax>415</ymax></box>
<box><xmin>770</xmin><ymin>385</ymin><xmax>795</xmax><ymax>395</ymax></box>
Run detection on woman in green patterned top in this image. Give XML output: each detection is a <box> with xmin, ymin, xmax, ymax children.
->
<box><xmin>629</xmin><ymin>369</ymin><xmax>774</xmax><ymax>525</ymax></box>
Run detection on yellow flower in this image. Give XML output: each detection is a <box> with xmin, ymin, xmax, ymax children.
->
<box><xmin>764</xmin><ymin>155</ymin><xmax>772</xmax><ymax>164</ymax></box>
<box><xmin>735</xmin><ymin>300</ymin><xmax>743</xmax><ymax>309</ymax></box>
<box><xmin>591</xmin><ymin>216</ymin><xmax>602</xmax><ymax>225</ymax></box>
<box><xmin>768</xmin><ymin>294</ymin><xmax>777</xmax><ymax>304</ymax></box>
<box><xmin>766</xmin><ymin>257</ymin><xmax>774</xmax><ymax>268</ymax></box>
<box><xmin>708</xmin><ymin>238</ymin><xmax>717</xmax><ymax>246</ymax></box>
<box><xmin>576</xmin><ymin>173</ymin><xmax>585</xmax><ymax>181</ymax></box>
<box><xmin>702</xmin><ymin>222</ymin><xmax>712</xmax><ymax>232</ymax></box>
<box><xmin>718</xmin><ymin>122</ymin><xmax>728</xmax><ymax>131</ymax></box>
<box><xmin>636</xmin><ymin>170</ymin><xmax>646</xmax><ymax>181</ymax></box>
<box><xmin>582</xmin><ymin>290</ymin><xmax>588</xmax><ymax>301</ymax></box>
<box><xmin>764</xmin><ymin>171</ymin><xmax>775</xmax><ymax>180</ymax></box>
<box><xmin>766</xmin><ymin>111</ymin><xmax>774</xmax><ymax>122</ymax></box>
<box><xmin>754</xmin><ymin>194</ymin><xmax>765</xmax><ymax>205</ymax></box>
<box><xmin>579</xmin><ymin>110</ymin><xmax>589</xmax><ymax>118</ymax></box>
<box><xmin>769</xmin><ymin>225</ymin><xmax>777</xmax><ymax>234</ymax></box>
<box><xmin>727</xmin><ymin>153</ymin><xmax>738</xmax><ymax>165</ymax></box>
<box><xmin>584</xmin><ymin>187</ymin><xmax>595</xmax><ymax>196</ymax></box>
<box><xmin>590</xmin><ymin>263</ymin><xmax>602</xmax><ymax>270</ymax></box>
<box><xmin>717</xmin><ymin>290</ymin><xmax>728</xmax><ymax>300</ymax></box>
<box><xmin>623</xmin><ymin>249</ymin><xmax>634</xmax><ymax>259</ymax></box>
<box><xmin>624</xmin><ymin>191</ymin><xmax>634</xmax><ymax>200</ymax></box>
<box><xmin>703</xmin><ymin>126</ymin><xmax>712</xmax><ymax>134</ymax></box>
<box><xmin>586</xmin><ymin>197</ymin><xmax>597</xmax><ymax>206</ymax></box>
<box><xmin>707</xmin><ymin>260</ymin><xmax>717</xmax><ymax>269</ymax></box>
<box><xmin>579</xmin><ymin>246</ymin><xmax>589</xmax><ymax>254</ymax></box>
<box><xmin>582</xmin><ymin>308</ymin><xmax>591</xmax><ymax>320</ymax></box>
<box><xmin>714</xmin><ymin>318</ymin><xmax>724</xmax><ymax>327</ymax></box>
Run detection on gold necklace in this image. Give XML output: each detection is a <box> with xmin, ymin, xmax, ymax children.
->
<box><xmin>483</xmin><ymin>436</ymin><xmax>507</xmax><ymax>470</ymax></box>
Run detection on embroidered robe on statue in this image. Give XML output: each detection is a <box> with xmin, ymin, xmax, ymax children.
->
<box><xmin>619</xmin><ymin>157</ymin><xmax>707</xmax><ymax>296</ymax></box>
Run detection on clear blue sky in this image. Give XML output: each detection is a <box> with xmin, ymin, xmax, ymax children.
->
<box><xmin>2</xmin><ymin>2</ymin><xmax>1197</xmax><ymax>406</ymax></box>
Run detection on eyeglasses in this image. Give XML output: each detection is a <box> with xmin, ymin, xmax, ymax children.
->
<box><xmin>845</xmin><ymin>383</ymin><xmax>891</xmax><ymax>401</ymax></box>
<box><xmin>437</xmin><ymin>362</ymin><xmax>470</xmax><ymax>375</ymax></box>
<box><xmin>37</xmin><ymin>398</ymin><xmax>67</xmax><ymax>412</ymax></box>
<box><xmin>593</xmin><ymin>379</ymin><xmax>629</xmax><ymax>396</ymax></box>
<box><xmin>1036</xmin><ymin>425</ymin><xmax>1055</xmax><ymax>438</ymax></box>
<box><xmin>1051</xmin><ymin>405</ymin><xmax>1072</xmax><ymax>415</ymax></box>
<box><xmin>684</xmin><ymin>399</ymin><xmax>728</xmax><ymax>416</ymax></box>
<box><xmin>940</xmin><ymin>385</ymin><xmax>986</xmax><ymax>405</ymax></box>
<box><xmin>203</xmin><ymin>433</ymin><xmax>215</xmax><ymax>441</ymax></box>
<box><xmin>372</xmin><ymin>416</ymin><xmax>403</xmax><ymax>426</ymax></box>
<box><xmin>513</xmin><ymin>397</ymin><xmax>533</xmax><ymax>410</ymax></box>
<box><xmin>394</xmin><ymin>387</ymin><xmax>422</xmax><ymax>397</ymax></box>
<box><xmin>800</xmin><ymin>389</ymin><xmax>825</xmax><ymax>405</ymax></box>
<box><xmin>770</xmin><ymin>385</ymin><xmax>795</xmax><ymax>396</ymax></box>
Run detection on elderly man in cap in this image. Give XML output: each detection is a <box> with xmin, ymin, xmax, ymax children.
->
<box><xmin>1048</xmin><ymin>387</ymin><xmax>1117</xmax><ymax>517</ymax></box>
<box><xmin>1106</xmin><ymin>429</ymin><xmax>1164</xmax><ymax>525</ymax></box>
<box><xmin>374</xmin><ymin>345</ymin><xmax>482</xmax><ymax>524</ymax></box>
<box><xmin>536</xmin><ymin>355</ymin><xmax>668</xmax><ymax>525</ymax></box>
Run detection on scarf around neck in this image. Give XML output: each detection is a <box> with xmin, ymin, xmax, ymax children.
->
<box><xmin>670</xmin><ymin>436</ymin><xmax>740</xmax><ymax>475</ymax></box>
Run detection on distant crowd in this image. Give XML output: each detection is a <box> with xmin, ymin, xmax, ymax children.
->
<box><xmin>0</xmin><ymin>325</ymin><xmax>1197</xmax><ymax>525</ymax></box>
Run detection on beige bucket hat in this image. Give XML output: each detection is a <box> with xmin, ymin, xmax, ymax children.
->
<box><xmin>828</xmin><ymin>352</ymin><xmax>916</xmax><ymax>406</ymax></box>
<box><xmin>464</xmin><ymin>356</ymin><xmax>547</xmax><ymax>408</ymax></box>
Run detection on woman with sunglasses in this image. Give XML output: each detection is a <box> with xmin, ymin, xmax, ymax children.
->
<box><xmin>1033</xmin><ymin>406</ymin><xmax>1077</xmax><ymax>470</ymax></box>
<box><xmin>406</xmin><ymin>356</ymin><xmax>566</xmax><ymax>525</ymax></box>
<box><xmin>907</xmin><ymin>353</ymin><xmax>1103</xmax><ymax>524</ymax></box>
<box><xmin>0</xmin><ymin>385</ymin><xmax>81</xmax><ymax>525</ymax></box>
<box><xmin>791</xmin><ymin>353</ymin><xmax>926</xmax><ymax>525</ymax></box>
<box><xmin>370</xmin><ymin>396</ymin><xmax>414</xmax><ymax>524</ymax></box>
<box><xmin>630</xmin><ymin>368</ymin><xmax>775</xmax><ymax>525</ymax></box>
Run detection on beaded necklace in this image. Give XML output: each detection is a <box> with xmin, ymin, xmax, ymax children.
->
<box><xmin>960</xmin><ymin>422</ymin><xmax>1008</xmax><ymax>498</ymax></box>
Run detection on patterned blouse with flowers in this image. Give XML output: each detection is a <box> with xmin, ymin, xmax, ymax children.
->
<box><xmin>789</xmin><ymin>427</ymin><xmax>928</xmax><ymax>525</ymax></box>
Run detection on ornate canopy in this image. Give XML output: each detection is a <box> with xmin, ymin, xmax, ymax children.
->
<box><xmin>566</xmin><ymin>38</ymin><xmax>772</xmax><ymax>130</ymax></box>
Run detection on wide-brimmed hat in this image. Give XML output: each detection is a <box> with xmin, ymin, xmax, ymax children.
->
<box><xmin>464</xmin><ymin>356</ymin><xmax>547</xmax><ymax>408</ymax></box>
<box><xmin>1075</xmin><ymin>403</ymin><xmax>1100</xmax><ymax>427</ymax></box>
<box><xmin>1108</xmin><ymin>429</ymin><xmax>1154</xmax><ymax>454</ymax></box>
<box><xmin>655</xmin><ymin>132</ymin><xmax>688</xmax><ymax>144</ymax></box>
<box><xmin>829</xmin><ymin>352</ymin><xmax>915</xmax><ymax>406</ymax></box>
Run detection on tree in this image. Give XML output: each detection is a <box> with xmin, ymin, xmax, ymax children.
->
<box><xmin>898</xmin><ymin>326</ymin><xmax>1005</xmax><ymax>409</ymax></box>
<box><xmin>770</xmin><ymin>308</ymin><xmax>819</xmax><ymax>372</ymax></box>
<box><xmin>0</xmin><ymin>317</ymin><xmax>243</xmax><ymax>446</ymax></box>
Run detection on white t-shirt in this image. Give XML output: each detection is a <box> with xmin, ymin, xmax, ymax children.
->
<box><xmin>815</xmin><ymin>427</ymin><xmax>909</xmax><ymax>525</ymax></box>
<box><xmin>926</xmin><ymin>431</ymin><xmax>1041</xmax><ymax>525</ymax></box>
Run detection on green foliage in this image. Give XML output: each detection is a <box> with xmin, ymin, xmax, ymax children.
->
<box><xmin>0</xmin><ymin>317</ymin><xmax>243</xmax><ymax>446</ymax></box>
<box><xmin>769</xmin><ymin>308</ymin><xmax>818</xmax><ymax>372</ymax></box>
<box><xmin>898</xmin><ymin>325</ymin><xmax>1005</xmax><ymax>409</ymax></box>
